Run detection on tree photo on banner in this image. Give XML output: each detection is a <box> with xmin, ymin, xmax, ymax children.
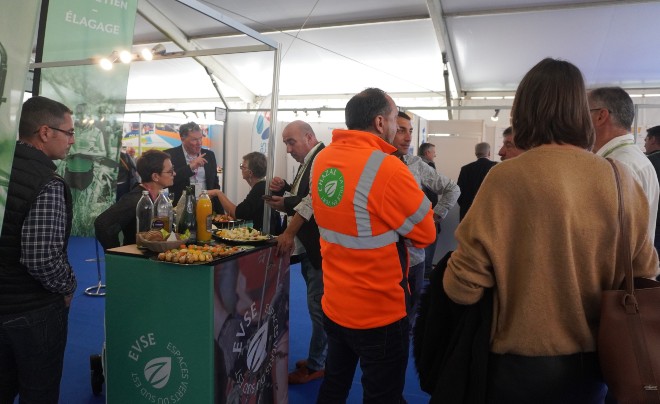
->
<box><xmin>39</xmin><ymin>0</ymin><xmax>137</xmax><ymax>236</ymax></box>
<box><xmin>0</xmin><ymin>0</ymin><xmax>42</xmax><ymax>229</ymax></box>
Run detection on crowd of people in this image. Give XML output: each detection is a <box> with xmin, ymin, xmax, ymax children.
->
<box><xmin>3</xmin><ymin>56</ymin><xmax>660</xmax><ymax>403</ymax></box>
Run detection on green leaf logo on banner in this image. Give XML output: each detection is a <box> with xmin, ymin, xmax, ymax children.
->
<box><xmin>144</xmin><ymin>356</ymin><xmax>172</xmax><ymax>389</ymax></box>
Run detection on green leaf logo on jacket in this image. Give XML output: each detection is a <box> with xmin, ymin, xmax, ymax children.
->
<box><xmin>318</xmin><ymin>168</ymin><xmax>344</xmax><ymax>207</ymax></box>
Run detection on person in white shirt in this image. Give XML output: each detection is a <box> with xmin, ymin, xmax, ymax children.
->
<box><xmin>392</xmin><ymin>112</ymin><xmax>459</xmax><ymax>330</ymax></box>
<box><xmin>589</xmin><ymin>86</ymin><xmax>659</xmax><ymax>244</ymax></box>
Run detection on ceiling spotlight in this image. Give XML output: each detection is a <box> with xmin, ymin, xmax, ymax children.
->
<box><xmin>118</xmin><ymin>50</ymin><xmax>133</xmax><ymax>64</ymax></box>
<box><xmin>99</xmin><ymin>51</ymin><xmax>117</xmax><ymax>70</ymax></box>
<box><xmin>141</xmin><ymin>44</ymin><xmax>166</xmax><ymax>61</ymax></box>
<box><xmin>491</xmin><ymin>109</ymin><xmax>500</xmax><ymax>122</ymax></box>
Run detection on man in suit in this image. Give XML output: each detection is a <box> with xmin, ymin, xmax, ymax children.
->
<box><xmin>644</xmin><ymin>125</ymin><xmax>660</xmax><ymax>254</ymax></box>
<box><xmin>116</xmin><ymin>146</ymin><xmax>138</xmax><ymax>201</ymax></box>
<box><xmin>457</xmin><ymin>142</ymin><xmax>497</xmax><ymax>220</ymax></box>
<box><xmin>165</xmin><ymin>121</ymin><xmax>222</xmax><ymax>213</ymax></box>
<box><xmin>267</xmin><ymin>120</ymin><xmax>327</xmax><ymax>384</ymax></box>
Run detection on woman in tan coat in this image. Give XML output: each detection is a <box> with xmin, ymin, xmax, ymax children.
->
<box><xmin>443</xmin><ymin>58</ymin><xmax>658</xmax><ymax>403</ymax></box>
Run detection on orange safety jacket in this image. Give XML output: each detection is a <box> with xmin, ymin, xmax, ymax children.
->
<box><xmin>311</xmin><ymin>129</ymin><xmax>436</xmax><ymax>329</ymax></box>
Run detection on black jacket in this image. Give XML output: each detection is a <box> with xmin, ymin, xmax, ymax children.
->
<box><xmin>413</xmin><ymin>251</ymin><xmax>492</xmax><ymax>403</ymax></box>
<box><xmin>0</xmin><ymin>142</ymin><xmax>73</xmax><ymax>314</ymax></box>
<box><xmin>164</xmin><ymin>145</ymin><xmax>222</xmax><ymax>213</ymax></box>
<box><xmin>275</xmin><ymin>143</ymin><xmax>324</xmax><ymax>270</ymax></box>
<box><xmin>457</xmin><ymin>158</ymin><xmax>497</xmax><ymax>220</ymax></box>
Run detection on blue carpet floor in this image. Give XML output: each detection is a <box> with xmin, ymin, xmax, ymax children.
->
<box><xmin>53</xmin><ymin>237</ymin><xmax>429</xmax><ymax>403</ymax></box>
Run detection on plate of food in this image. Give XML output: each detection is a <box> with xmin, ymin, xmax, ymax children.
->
<box><xmin>212</xmin><ymin>214</ymin><xmax>245</xmax><ymax>228</ymax></box>
<box><xmin>137</xmin><ymin>230</ymin><xmax>191</xmax><ymax>253</ymax></box>
<box><xmin>152</xmin><ymin>244</ymin><xmax>214</xmax><ymax>265</ymax></box>
<box><xmin>213</xmin><ymin>227</ymin><xmax>273</xmax><ymax>244</ymax></box>
<box><xmin>151</xmin><ymin>244</ymin><xmax>256</xmax><ymax>265</ymax></box>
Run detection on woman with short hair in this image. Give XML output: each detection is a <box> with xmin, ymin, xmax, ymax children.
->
<box><xmin>95</xmin><ymin>150</ymin><xmax>175</xmax><ymax>249</ymax></box>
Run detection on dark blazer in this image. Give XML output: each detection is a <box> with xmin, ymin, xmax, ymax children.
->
<box><xmin>275</xmin><ymin>143</ymin><xmax>324</xmax><ymax>270</ymax></box>
<box><xmin>648</xmin><ymin>151</ymin><xmax>660</xmax><ymax>251</ymax></box>
<box><xmin>457</xmin><ymin>157</ymin><xmax>497</xmax><ymax>220</ymax></box>
<box><xmin>164</xmin><ymin>145</ymin><xmax>222</xmax><ymax>213</ymax></box>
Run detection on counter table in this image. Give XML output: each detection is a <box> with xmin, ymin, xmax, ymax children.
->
<box><xmin>105</xmin><ymin>243</ymin><xmax>290</xmax><ymax>403</ymax></box>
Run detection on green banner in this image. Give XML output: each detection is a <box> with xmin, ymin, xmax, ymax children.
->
<box><xmin>0</xmin><ymin>0</ymin><xmax>43</xmax><ymax>230</ymax></box>
<box><xmin>40</xmin><ymin>0</ymin><xmax>137</xmax><ymax>236</ymax></box>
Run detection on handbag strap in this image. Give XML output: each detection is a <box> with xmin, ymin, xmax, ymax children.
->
<box><xmin>607</xmin><ymin>158</ymin><xmax>635</xmax><ymax>296</ymax></box>
<box><xmin>607</xmin><ymin>158</ymin><xmax>660</xmax><ymax>395</ymax></box>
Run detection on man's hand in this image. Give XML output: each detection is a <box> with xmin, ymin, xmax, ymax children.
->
<box><xmin>270</xmin><ymin>177</ymin><xmax>285</xmax><ymax>192</ymax></box>
<box><xmin>64</xmin><ymin>294</ymin><xmax>73</xmax><ymax>307</ymax></box>
<box><xmin>189</xmin><ymin>153</ymin><xmax>208</xmax><ymax>170</ymax></box>
<box><xmin>433</xmin><ymin>213</ymin><xmax>444</xmax><ymax>224</ymax></box>
<box><xmin>207</xmin><ymin>189</ymin><xmax>223</xmax><ymax>199</ymax></box>
<box><xmin>266</xmin><ymin>195</ymin><xmax>286</xmax><ymax>212</ymax></box>
<box><xmin>276</xmin><ymin>231</ymin><xmax>295</xmax><ymax>257</ymax></box>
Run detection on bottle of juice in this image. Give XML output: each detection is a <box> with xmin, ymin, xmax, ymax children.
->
<box><xmin>196</xmin><ymin>189</ymin><xmax>212</xmax><ymax>242</ymax></box>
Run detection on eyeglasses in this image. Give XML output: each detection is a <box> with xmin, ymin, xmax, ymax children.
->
<box><xmin>589</xmin><ymin>107</ymin><xmax>608</xmax><ymax>112</ymax></box>
<box><xmin>48</xmin><ymin>126</ymin><xmax>75</xmax><ymax>137</ymax></box>
<box><xmin>239</xmin><ymin>164</ymin><xmax>249</xmax><ymax>170</ymax></box>
<box><xmin>160</xmin><ymin>170</ymin><xmax>175</xmax><ymax>175</ymax></box>
<box><xmin>186</xmin><ymin>136</ymin><xmax>204</xmax><ymax>144</ymax></box>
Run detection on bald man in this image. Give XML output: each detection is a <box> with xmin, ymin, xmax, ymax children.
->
<box><xmin>268</xmin><ymin>120</ymin><xmax>327</xmax><ymax>384</ymax></box>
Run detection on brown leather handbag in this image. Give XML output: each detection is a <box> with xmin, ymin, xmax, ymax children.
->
<box><xmin>598</xmin><ymin>159</ymin><xmax>660</xmax><ymax>403</ymax></box>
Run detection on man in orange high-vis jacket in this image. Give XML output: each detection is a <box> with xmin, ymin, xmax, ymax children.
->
<box><xmin>312</xmin><ymin>88</ymin><xmax>436</xmax><ymax>403</ymax></box>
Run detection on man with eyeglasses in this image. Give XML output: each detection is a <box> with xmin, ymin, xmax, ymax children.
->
<box><xmin>165</xmin><ymin>121</ymin><xmax>222</xmax><ymax>213</ymax></box>
<box><xmin>589</xmin><ymin>87</ymin><xmax>659</xmax><ymax>247</ymax></box>
<box><xmin>0</xmin><ymin>96</ymin><xmax>77</xmax><ymax>402</ymax></box>
<box><xmin>392</xmin><ymin>111</ymin><xmax>459</xmax><ymax>331</ymax></box>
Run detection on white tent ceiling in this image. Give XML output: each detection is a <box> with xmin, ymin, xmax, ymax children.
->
<box><xmin>109</xmin><ymin>0</ymin><xmax>660</xmax><ymax>119</ymax></box>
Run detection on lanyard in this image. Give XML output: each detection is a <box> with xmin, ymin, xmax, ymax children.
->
<box><xmin>602</xmin><ymin>142</ymin><xmax>635</xmax><ymax>158</ymax></box>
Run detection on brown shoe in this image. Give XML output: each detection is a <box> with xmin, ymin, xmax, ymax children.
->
<box><xmin>288</xmin><ymin>366</ymin><xmax>325</xmax><ymax>384</ymax></box>
<box><xmin>295</xmin><ymin>359</ymin><xmax>307</xmax><ymax>369</ymax></box>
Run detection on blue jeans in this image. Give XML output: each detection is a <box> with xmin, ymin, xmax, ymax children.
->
<box><xmin>300</xmin><ymin>254</ymin><xmax>327</xmax><ymax>371</ymax></box>
<box><xmin>407</xmin><ymin>262</ymin><xmax>425</xmax><ymax>331</ymax></box>
<box><xmin>0</xmin><ymin>299</ymin><xmax>69</xmax><ymax>404</ymax></box>
<box><xmin>317</xmin><ymin>315</ymin><xmax>409</xmax><ymax>404</ymax></box>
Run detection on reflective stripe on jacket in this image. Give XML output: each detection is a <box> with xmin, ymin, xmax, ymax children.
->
<box><xmin>311</xmin><ymin>129</ymin><xmax>436</xmax><ymax>329</ymax></box>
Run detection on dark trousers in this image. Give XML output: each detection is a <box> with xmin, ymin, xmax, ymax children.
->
<box><xmin>317</xmin><ymin>315</ymin><xmax>409</xmax><ymax>404</ymax></box>
<box><xmin>0</xmin><ymin>300</ymin><xmax>69</xmax><ymax>404</ymax></box>
<box><xmin>487</xmin><ymin>352</ymin><xmax>607</xmax><ymax>404</ymax></box>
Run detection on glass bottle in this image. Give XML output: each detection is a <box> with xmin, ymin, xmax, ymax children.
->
<box><xmin>152</xmin><ymin>189</ymin><xmax>171</xmax><ymax>232</ymax></box>
<box><xmin>196</xmin><ymin>189</ymin><xmax>213</xmax><ymax>242</ymax></box>
<box><xmin>135</xmin><ymin>190</ymin><xmax>153</xmax><ymax>247</ymax></box>
<box><xmin>177</xmin><ymin>185</ymin><xmax>197</xmax><ymax>243</ymax></box>
<box><xmin>165</xmin><ymin>190</ymin><xmax>175</xmax><ymax>233</ymax></box>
